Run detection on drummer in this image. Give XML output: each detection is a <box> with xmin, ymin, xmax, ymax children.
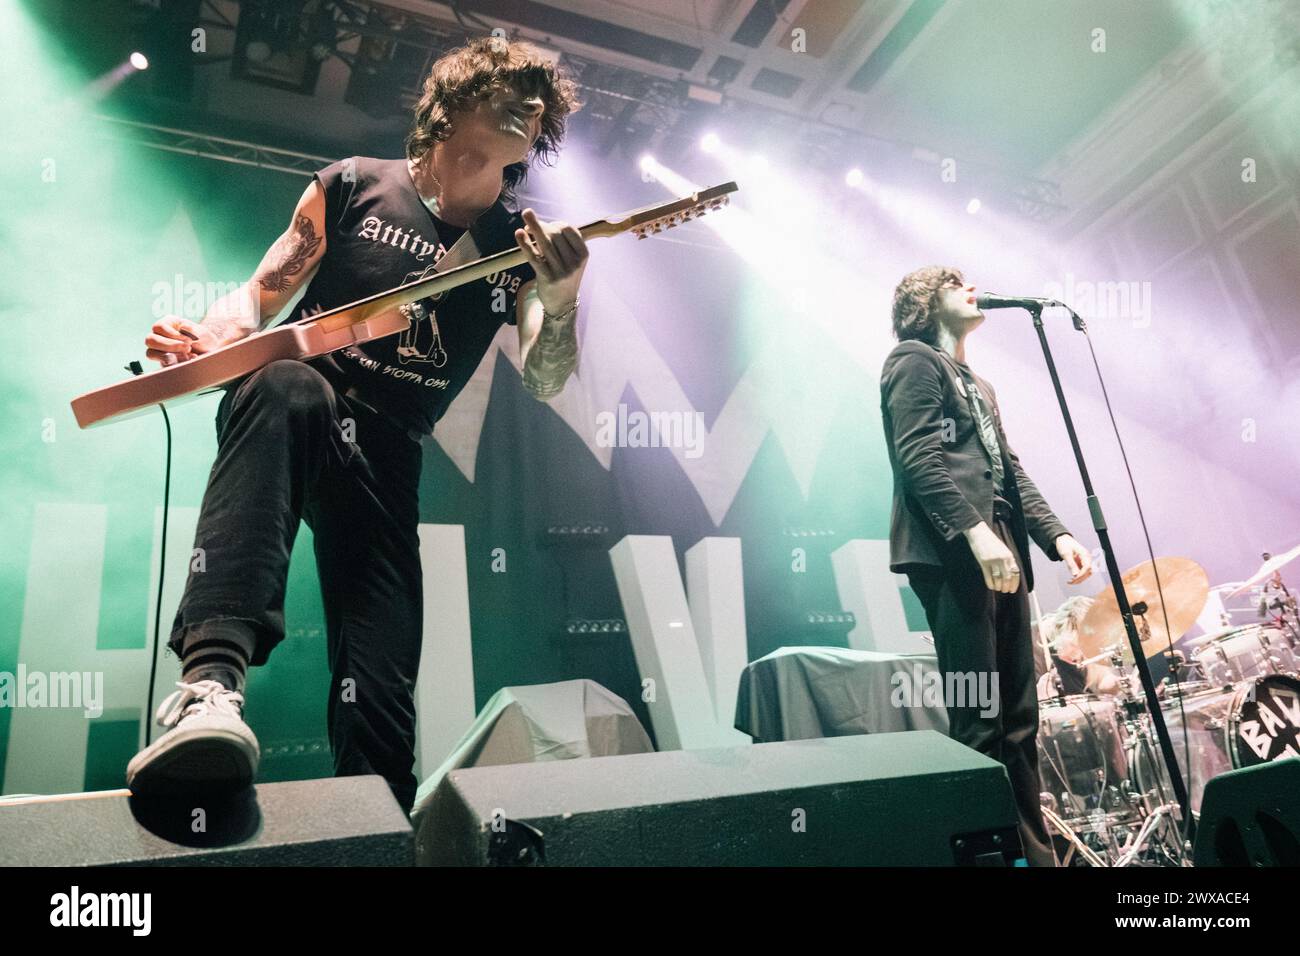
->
<box><xmin>1038</xmin><ymin>596</ymin><xmax>1122</xmax><ymax>698</ymax></box>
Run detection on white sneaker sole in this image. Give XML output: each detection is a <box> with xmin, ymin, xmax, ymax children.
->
<box><xmin>127</xmin><ymin>719</ymin><xmax>260</xmax><ymax>796</ymax></box>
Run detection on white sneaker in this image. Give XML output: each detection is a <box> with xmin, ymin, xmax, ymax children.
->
<box><xmin>126</xmin><ymin>680</ymin><xmax>260</xmax><ymax>796</ymax></box>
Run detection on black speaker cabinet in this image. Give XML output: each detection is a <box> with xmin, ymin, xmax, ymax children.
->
<box><xmin>418</xmin><ymin>730</ymin><xmax>1022</xmax><ymax>866</ymax></box>
<box><xmin>1194</xmin><ymin>758</ymin><xmax>1300</xmax><ymax>867</ymax></box>
<box><xmin>0</xmin><ymin>774</ymin><xmax>413</xmax><ymax>866</ymax></box>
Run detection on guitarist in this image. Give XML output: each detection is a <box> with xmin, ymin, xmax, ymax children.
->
<box><xmin>130</xmin><ymin>37</ymin><xmax>585</xmax><ymax>812</ymax></box>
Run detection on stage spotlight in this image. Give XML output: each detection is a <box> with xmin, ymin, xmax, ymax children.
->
<box><xmin>683</xmin><ymin>82</ymin><xmax>724</xmax><ymax>106</ymax></box>
<box><xmin>639</xmin><ymin>153</ymin><xmax>657</xmax><ymax>173</ymax></box>
<box><xmin>700</xmin><ymin>132</ymin><xmax>721</xmax><ymax>154</ymax></box>
<box><xmin>129</xmin><ymin>51</ymin><xmax>149</xmax><ymax>71</ymax></box>
<box><xmin>966</xmin><ymin>198</ymin><xmax>982</xmax><ymax>214</ymax></box>
<box><xmin>845</xmin><ymin>167</ymin><xmax>864</xmax><ymax>187</ymax></box>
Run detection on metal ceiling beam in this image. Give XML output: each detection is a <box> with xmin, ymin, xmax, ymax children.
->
<box><xmin>93</xmin><ymin>114</ymin><xmax>334</xmax><ymax>176</ymax></box>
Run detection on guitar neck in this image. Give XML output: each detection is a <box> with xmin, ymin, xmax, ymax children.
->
<box><xmin>68</xmin><ymin>182</ymin><xmax>735</xmax><ymax>430</ymax></box>
<box><xmin>303</xmin><ymin>179</ymin><xmax>737</xmax><ymax>334</ymax></box>
<box><xmin>310</xmin><ymin>218</ymin><xmax>613</xmax><ymax>334</ymax></box>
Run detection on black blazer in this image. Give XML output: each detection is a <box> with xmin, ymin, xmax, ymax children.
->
<box><xmin>880</xmin><ymin>339</ymin><xmax>1070</xmax><ymax>592</ymax></box>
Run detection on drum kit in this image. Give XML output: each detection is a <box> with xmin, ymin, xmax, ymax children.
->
<box><xmin>1034</xmin><ymin>544</ymin><xmax>1300</xmax><ymax>867</ymax></box>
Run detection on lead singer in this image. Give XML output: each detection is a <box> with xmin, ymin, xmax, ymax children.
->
<box><xmin>880</xmin><ymin>266</ymin><xmax>1093</xmax><ymax>867</ymax></box>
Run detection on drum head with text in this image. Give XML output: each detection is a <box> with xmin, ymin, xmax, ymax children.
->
<box><xmin>1228</xmin><ymin>674</ymin><xmax>1300</xmax><ymax>767</ymax></box>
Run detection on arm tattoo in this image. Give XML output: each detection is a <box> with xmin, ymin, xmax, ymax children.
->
<box><xmin>256</xmin><ymin>214</ymin><xmax>322</xmax><ymax>294</ymax></box>
<box><xmin>522</xmin><ymin>305</ymin><xmax>579</xmax><ymax>400</ymax></box>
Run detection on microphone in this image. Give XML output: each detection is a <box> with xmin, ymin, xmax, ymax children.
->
<box><xmin>975</xmin><ymin>293</ymin><xmax>1062</xmax><ymax>311</ymax></box>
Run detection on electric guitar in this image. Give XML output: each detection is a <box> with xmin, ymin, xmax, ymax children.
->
<box><xmin>70</xmin><ymin>182</ymin><xmax>737</xmax><ymax>429</ymax></box>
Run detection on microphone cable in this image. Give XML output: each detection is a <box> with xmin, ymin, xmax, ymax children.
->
<box><xmin>1071</xmin><ymin>316</ymin><xmax>1197</xmax><ymax>854</ymax></box>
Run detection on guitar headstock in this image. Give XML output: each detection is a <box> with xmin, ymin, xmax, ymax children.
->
<box><xmin>583</xmin><ymin>182</ymin><xmax>737</xmax><ymax>241</ymax></box>
<box><xmin>630</xmin><ymin>182</ymin><xmax>736</xmax><ymax>239</ymax></box>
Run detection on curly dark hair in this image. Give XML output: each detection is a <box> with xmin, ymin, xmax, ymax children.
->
<box><xmin>891</xmin><ymin>265</ymin><xmax>964</xmax><ymax>343</ymax></box>
<box><xmin>406</xmin><ymin>36</ymin><xmax>580</xmax><ymax>207</ymax></box>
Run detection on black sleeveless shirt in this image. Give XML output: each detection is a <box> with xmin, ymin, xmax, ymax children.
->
<box><xmin>296</xmin><ymin>156</ymin><xmax>535</xmax><ymax>437</ymax></box>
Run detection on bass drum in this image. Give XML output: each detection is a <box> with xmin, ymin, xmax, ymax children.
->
<box><xmin>1227</xmin><ymin>672</ymin><xmax>1300</xmax><ymax>765</ymax></box>
<box><xmin>1130</xmin><ymin>674</ymin><xmax>1300</xmax><ymax>815</ymax></box>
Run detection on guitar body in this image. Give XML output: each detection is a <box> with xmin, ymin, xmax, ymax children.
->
<box><xmin>70</xmin><ymin>181</ymin><xmax>736</xmax><ymax>429</ymax></box>
<box><xmin>71</xmin><ymin>310</ymin><xmax>407</xmax><ymax>428</ymax></box>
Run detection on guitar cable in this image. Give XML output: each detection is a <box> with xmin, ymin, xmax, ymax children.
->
<box><xmin>146</xmin><ymin>401</ymin><xmax>172</xmax><ymax>746</ymax></box>
<box><xmin>125</xmin><ymin>359</ymin><xmax>170</xmax><ymax>747</ymax></box>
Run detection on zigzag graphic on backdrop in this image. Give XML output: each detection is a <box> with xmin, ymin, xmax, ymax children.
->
<box><xmin>434</xmin><ymin>279</ymin><xmax>873</xmax><ymax>525</ymax></box>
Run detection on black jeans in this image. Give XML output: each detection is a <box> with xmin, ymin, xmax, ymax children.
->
<box><xmin>906</xmin><ymin>507</ymin><xmax>1054</xmax><ymax>867</ymax></box>
<box><xmin>169</xmin><ymin>359</ymin><xmax>425</xmax><ymax>813</ymax></box>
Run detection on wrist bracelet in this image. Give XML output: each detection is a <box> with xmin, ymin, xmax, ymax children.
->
<box><xmin>542</xmin><ymin>298</ymin><xmax>579</xmax><ymax>323</ymax></box>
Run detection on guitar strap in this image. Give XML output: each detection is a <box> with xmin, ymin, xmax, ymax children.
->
<box><xmin>430</xmin><ymin>218</ymin><xmax>483</xmax><ymax>273</ymax></box>
<box><xmin>465</xmin><ymin>200</ymin><xmax>522</xmax><ymax>264</ymax></box>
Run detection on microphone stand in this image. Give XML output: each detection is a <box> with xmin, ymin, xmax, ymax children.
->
<box><xmin>1022</xmin><ymin>302</ymin><xmax>1194</xmax><ymax>844</ymax></box>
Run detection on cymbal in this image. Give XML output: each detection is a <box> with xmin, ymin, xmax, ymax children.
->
<box><xmin>1227</xmin><ymin>541</ymin><xmax>1300</xmax><ymax>597</ymax></box>
<box><xmin>1078</xmin><ymin>558</ymin><xmax>1209</xmax><ymax>661</ymax></box>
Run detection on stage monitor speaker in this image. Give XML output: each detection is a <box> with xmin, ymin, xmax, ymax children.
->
<box><xmin>1193</xmin><ymin>758</ymin><xmax>1300</xmax><ymax>867</ymax></box>
<box><xmin>418</xmin><ymin>730</ymin><xmax>1022</xmax><ymax>866</ymax></box>
<box><xmin>0</xmin><ymin>774</ymin><xmax>413</xmax><ymax>866</ymax></box>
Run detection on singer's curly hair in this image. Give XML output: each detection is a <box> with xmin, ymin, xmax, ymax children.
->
<box><xmin>891</xmin><ymin>265</ymin><xmax>964</xmax><ymax>343</ymax></box>
<box><xmin>406</xmin><ymin>36</ymin><xmax>580</xmax><ymax>206</ymax></box>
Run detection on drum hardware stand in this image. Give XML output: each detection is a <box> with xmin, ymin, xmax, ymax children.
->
<box><xmin>1113</xmin><ymin>800</ymin><xmax>1181</xmax><ymax>867</ymax></box>
<box><xmin>1042</xmin><ymin>803</ymin><xmax>1109</xmax><ymax>867</ymax></box>
<box><xmin>1114</xmin><ymin>721</ymin><xmax>1192</xmax><ymax>866</ymax></box>
<box><xmin>1263</xmin><ymin>571</ymin><xmax>1300</xmax><ymax>644</ymax></box>
<box><xmin>1259</xmin><ymin>627</ymin><xmax>1289</xmax><ymax>672</ymax></box>
<box><xmin>1113</xmin><ymin>647</ymin><xmax>1188</xmax><ymax>865</ymax></box>
<box><xmin>1163</xmin><ymin>649</ymin><xmax>1191</xmax><ymax>684</ymax></box>
<box><xmin>1021</xmin><ymin>301</ymin><xmax>1194</xmax><ymax>840</ymax></box>
<box><xmin>1132</xmin><ymin>601</ymin><xmax>1152</xmax><ymax>640</ymax></box>
<box><xmin>1088</xmin><ymin>807</ymin><xmax>1113</xmax><ymax>851</ymax></box>
<box><xmin>1042</xmin><ymin>789</ymin><xmax>1181</xmax><ymax>867</ymax></box>
<box><xmin>1030</xmin><ymin>590</ymin><xmax>1058</xmax><ymax>688</ymax></box>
